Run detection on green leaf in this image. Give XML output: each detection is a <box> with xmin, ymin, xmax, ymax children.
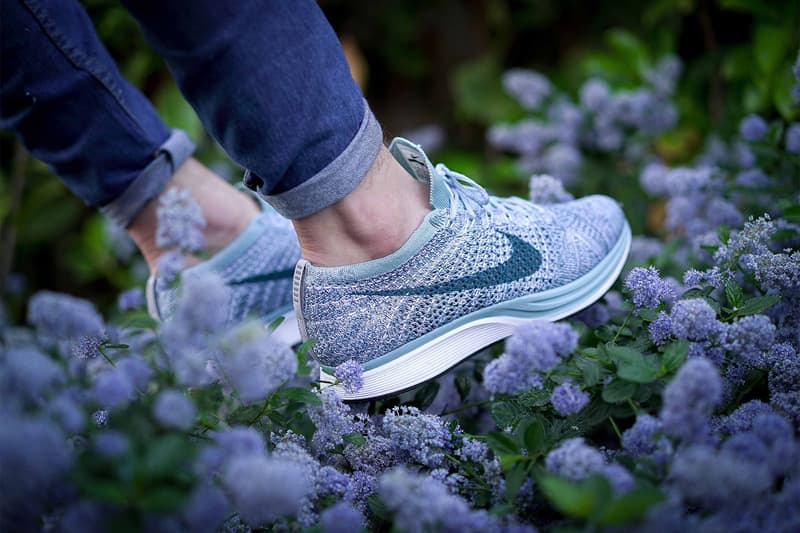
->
<box><xmin>637</xmin><ymin>308</ymin><xmax>660</xmax><ymax>322</ymax></box>
<box><xmin>662</xmin><ymin>340</ymin><xmax>689</xmax><ymax>371</ymax></box>
<box><xmin>455</xmin><ymin>374</ymin><xmax>472</xmax><ymax>401</ymax></box>
<box><xmin>78</xmin><ymin>478</ymin><xmax>129</xmax><ymax>504</ymax></box>
<box><xmin>720</xmin><ymin>0</ymin><xmax>780</xmax><ymax>21</ymax></box>
<box><xmin>266</xmin><ymin>315</ymin><xmax>285</xmax><ymax>332</ymax></box>
<box><xmin>227</xmin><ymin>404</ymin><xmax>263</xmax><ymax>425</ymax></box>
<box><xmin>121</xmin><ymin>311</ymin><xmax>159</xmax><ymax>330</ymax></box>
<box><xmin>453</xmin><ymin>56</ymin><xmax>521</xmax><ymax>124</ymax></box>
<box><xmin>733</xmin><ymin>294</ymin><xmax>781</xmax><ymax>317</ymax></box>
<box><xmin>608</xmin><ymin>345</ymin><xmax>661</xmax><ymax>383</ymax></box>
<box><xmin>143</xmin><ymin>435</ymin><xmax>188</xmax><ymax>477</ymax></box>
<box><xmin>725</xmin><ymin>281</ymin><xmax>744</xmax><ymax>308</ymax></box>
<box><xmin>504</xmin><ymin>462</ymin><xmax>530</xmax><ymax>503</ymax></box>
<box><xmin>342</xmin><ymin>433</ymin><xmax>367</xmax><ymax>446</ymax></box>
<box><xmin>717</xmin><ymin>225</ymin><xmax>731</xmax><ymax>245</ymax></box>
<box><xmin>602</xmin><ymin>379</ymin><xmax>638</xmax><ymax>403</ymax></box>
<box><xmin>521</xmin><ymin>419</ymin><xmax>546</xmax><ymax>455</ymax></box>
<box><xmin>486</xmin><ymin>431</ymin><xmax>520</xmax><ymax>458</ymax></box>
<box><xmin>138</xmin><ymin>486</ymin><xmax>188</xmax><ymax>512</ymax></box>
<box><xmin>605</xmin><ymin>29</ymin><xmax>650</xmax><ymax>75</ymax></box>
<box><xmin>280</xmin><ymin>387</ymin><xmax>322</xmax><ymax>406</ymax></box>
<box><xmin>606</xmin><ymin>345</ymin><xmax>646</xmax><ymax>366</ymax></box>
<box><xmin>491</xmin><ymin>400</ymin><xmax>525</xmax><ymax>430</ymax></box>
<box><xmin>753</xmin><ymin>23</ymin><xmax>792</xmax><ymax>75</ymax></box>
<box><xmin>538</xmin><ymin>474</ymin><xmax>611</xmax><ymax>518</ymax></box>
<box><xmin>295</xmin><ymin>339</ymin><xmax>314</xmax><ymax>359</ymax></box>
<box><xmin>103</xmin><ymin>343</ymin><xmax>129</xmax><ymax>350</ymax></box>
<box><xmin>617</xmin><ymin>361</ymin><xmax>661</xmax><ymax>384</ymax></box>
<box><xmin>783</xmin><ymin>204</ymin><xmax>800</xmax><ymax>225</ymax></box>
<box><xmin>575</xmin><ymin>356</ymin><xmax>602</xmax><ymax>387</ymax></box>
<box><xmin>598</xmin><ymin>487</ymin><xmax>664</xmax><ymax>524</ymax></box>
<box><xmin>413</xmin><ymin>381</ymin><xmax>440</xmax><ymax>410</ymax></box>
<box><xmin>367</xmin><ymin>493</ymin><xmax>392</xmax><ymax>521</ymax></box>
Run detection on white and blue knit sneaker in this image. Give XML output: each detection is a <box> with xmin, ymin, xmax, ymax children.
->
<box><xmin>297</xmin><ymin>138</ymin><xmax>631</xmax><ymax>400</ymax></box>
<box><xmin>147</xmin><ymin>202</ymin><xmax>301</xmax><ymax>346</ymax></box>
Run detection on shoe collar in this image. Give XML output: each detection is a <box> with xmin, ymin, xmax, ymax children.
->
<box><xmin>388</xmin><ymin>137</ymin><xmax>451</xmax><ymax>210</ymax></box>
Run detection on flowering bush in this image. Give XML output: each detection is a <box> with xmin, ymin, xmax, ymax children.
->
<box><xmin>2</xmin><ymin>53</ymin><xmax>800</xmax><ymax>532</ymax></box>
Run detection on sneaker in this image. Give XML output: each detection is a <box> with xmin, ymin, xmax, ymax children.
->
<box><xmin>146</xmin><ymin>200</ymin><xmax>301</xmax><ymax>346</ymax></box>
<box><xmin>295</xmin><ymin>138</ymin><xmax>631</xmax><ymax>400</ymax></box>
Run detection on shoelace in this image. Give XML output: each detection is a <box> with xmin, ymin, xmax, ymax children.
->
<box><xmin>436</xmin><ymin>163</ymin><xmax>534</xmax><ymax>227</ymax></box>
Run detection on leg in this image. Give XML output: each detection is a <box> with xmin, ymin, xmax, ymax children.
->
<box><xmin>121</xmin><ymin>1</ymin><xmax>629</xmax><ymax>401</ymax></box>
<box><xmin>121</xmin><ymin>0</ymin><xmax>431</xmax><ymax>266</ymax></box>
<box><xmin>0</xmin><ymin>0</ymin><xmax>258</xmax><ymax>271</ymax></box>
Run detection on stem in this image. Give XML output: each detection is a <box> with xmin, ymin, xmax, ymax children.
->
<box><xmin>608</xmin><ymin>416</ymin><xmax>623</xmax><ymax>443</ymax></box>
<box><xmin>249</xmin><ymin>387</ymin><xmax>281</xmax><ymax>425</ymax></box>
<box><xmin>0</xmin><ymin>143</ymin><xmax>29</xmax><ymax>289</ymax></box>
<box><xmin>97</xmin><ymin>345</ymin><xmax>116</xmax><ymax>367</ymax></box>
<box><xmin>627</xmin><ymin>398</ymin><xmax>639</xmax><ymax>414</ymax></box>
<box><xmin>612</xmin><ymin>310</ymin><xmax>634</xmax><ymax>343</ymax></box>
<box><xmin>441</xmin><ymin>396</ymin><xmax>506</xmax><ymax>416</ymax></box>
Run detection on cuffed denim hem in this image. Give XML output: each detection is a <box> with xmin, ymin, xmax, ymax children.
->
<box><xmin>101</xmin><ymin>129</ymin><xmax>195</xmax><ymax>227</ymax></box>
<box><xmin>263</xmin><ymin>102</ymin><xmax>383</xmax><ymax>219</ymax></box>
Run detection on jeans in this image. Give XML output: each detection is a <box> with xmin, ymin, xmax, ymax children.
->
<box><xmin>1</xmin><ymin>0</ymin><xmax>382</xmax><ymax>225</ymax></box>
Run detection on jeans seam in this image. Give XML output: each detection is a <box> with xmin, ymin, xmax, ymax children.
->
<box><xmin>20</xmin><ymin>0</ymin><xmax>154</xmax><ymax>147</ymax></box>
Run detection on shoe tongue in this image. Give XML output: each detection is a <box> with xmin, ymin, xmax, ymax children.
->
<box><xmin>388</xmin><ymin>137</ymin><xmax>451</xmax><ymax>210</ymax></box>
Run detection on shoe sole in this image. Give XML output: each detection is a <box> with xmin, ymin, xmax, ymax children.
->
<box><xmin>265</xmin><ymin>306</ymin><xmax>303</xmax><ymax>347</ymax></box>
<box><xmin>320</xmin><ymin>222</ymin><xmax>632</xmax><ymax>401</ymax></box>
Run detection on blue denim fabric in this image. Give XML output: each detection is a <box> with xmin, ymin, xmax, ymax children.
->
<box><xmin>121</xmin><ymin>0</ymin><xmax>381</xmax><ymax>218</ymax></box>
<box><xmin>0</xmin><ymin>0</ymin><xmax>177</xmax><ymax>224</ymax></box>
<box><xmin>2</xmin><ymin>0</ymin><xmax>381</xmax><ymax>222</ymax></box>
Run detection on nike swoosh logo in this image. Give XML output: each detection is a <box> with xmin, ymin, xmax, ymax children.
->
<box><xmin>227</xmin><ymin>267</ymin><xmax>295</xmax><ymax>286</ymax></box>
<box><xmin>353</xmin><ymin>232</ymin><xmax>541</xmax><ymax>296</ymax></box>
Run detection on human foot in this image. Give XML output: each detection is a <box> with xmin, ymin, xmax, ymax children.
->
<box><xmin>292</xmin><ymin>145</ymin><xmax>431</xmax><ymax>267</ymax></box>
<box><xmin>146</xmin><ymin>198</ymin><xmax>301</xmax><ymax>345</ymax></box>
<box><xmin>294</xmin><ymin>138</ymin><xmax>631</xmax><ymax>400</ymax></box>
<box><xmin>128</xmin><ymin>158</ymin><xmax>260</xmax><ymax>272</ymax></box>
<box><xmin>126</xmin><ymin>159</ymin><xmax>301</xmax><ymax>344</ymax></box>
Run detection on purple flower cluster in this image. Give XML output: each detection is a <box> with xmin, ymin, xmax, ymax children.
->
<box><xmin>624</xmin><ymin>266</ymin><xmax>676</xmax><ymax>309</ymax></box>
<box><xmin>3</xmin><ymin>51</ymin><xmax>800</xmax><ymax>533</ymax></box>
<box><xmin>155</xmin><ymin>187</ymin><xmax>206</xmax><ymax>252</ymax></box>
<box><xmin>490</xmin><ymin>58</ymin><xmax>679</xmax><ymax>185</ymax></box>
<box><xmin>622</xmin><ymin>414</ymin><xmax>671</xmax><ymax>461</ymax></box>
<box><xmin>720</xmin><ymin>314</ymin><xmax>776</xmax><ymax>366</ymax></box>
<box><xmin>27</xmin><ymin>291</ymin><xmax>104</xmax><ymax>347</ymax></box>
<box><xmin>152</xmin><ymin>389</ymin><xmax>196</xmax><ymax>430</ymax></box>
<box><xmin>484</xmin><ymin>320</ymin><xmax>577</xmax><ymax>395</ymax></box>
<box><xmin>660</xmin><ymin>357</ymin><xmax>722</xmax><ymax>442</ymax></box>
<box><xmin>378</xmin><ymin>467</ymin><xmax>498</xmax><ymax>533</ymax></box>
<box><xmin>545</xmin><ymin>437</ymin><xmax>633</xmax><ymax>493</ymax></box>
<box><xmin>768</xmin><ymin>343</ymin><xmax>800</xmax><ymax>424</ymax></box>
<box><xmin>502</xmin><ymin>69</ymin><xmax>552</xmax><ymax>110</ymax></box>
<box><xmin>383</xmin><ymin>406</ymin><xmax>452</xmax><ymax>467</ymax></box>
<box><xmin>550</xmin><ymin>381</ymin><xmax>589</xmax><ymax>416</ymax></box>
<box><xmin>91</xmin><ymin>355</ymin><xmax>152</xmax><ymax>410</ymax></box>
<box><xmin>669</xmin><ymin>298</ymin><xmax>721</xmax><ymax>342</ymax></box>
<box><xmin>528</xmin><ymin>174</ymin><xmax>574</xmax><ymax>204</ymax></box>
<box><xmin>333</xmin><ymin>359</ymin><xmax>364</xmax><ymax>394</ymax></box>
<box><xmin>221</xmin><ymin>454</ymin><xmax>307</xmax><ymax>526</ymax></box>
<box><xmin>739</xmin><ymin>114</ymin><xmax>768</xmax><ymax>142</ymax></box>
<box><xmin>214</xmin><ymin>321</ymin><xmax>297</xmax><ymax>404</ymax></box>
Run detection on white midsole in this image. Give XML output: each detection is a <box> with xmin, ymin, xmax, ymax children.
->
<box><xmin>321</xmin><ymin>223</ymin><xmax>632</xmax><ymax>401</ymax></box>
<box><xmin>268</xmin><ymin>310</ymin><xmax>302</xmax><ymax>347</ymax></box>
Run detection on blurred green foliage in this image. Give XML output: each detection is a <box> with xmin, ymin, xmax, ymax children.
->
<box><xmin>1</xmin><ymin>0</ymin><xmax>798</xmax><ymax>317</ymax></box>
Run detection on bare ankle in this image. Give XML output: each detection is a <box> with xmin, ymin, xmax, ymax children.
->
<box><xmin>293</xmin><ymin>146</ymin><xmax>431</xmax><ymax>266</ymax></box>
<box><xmin>128</xmin><ymin>158</ymin><xmax>258</xmax><ymax>272</ymax></box>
